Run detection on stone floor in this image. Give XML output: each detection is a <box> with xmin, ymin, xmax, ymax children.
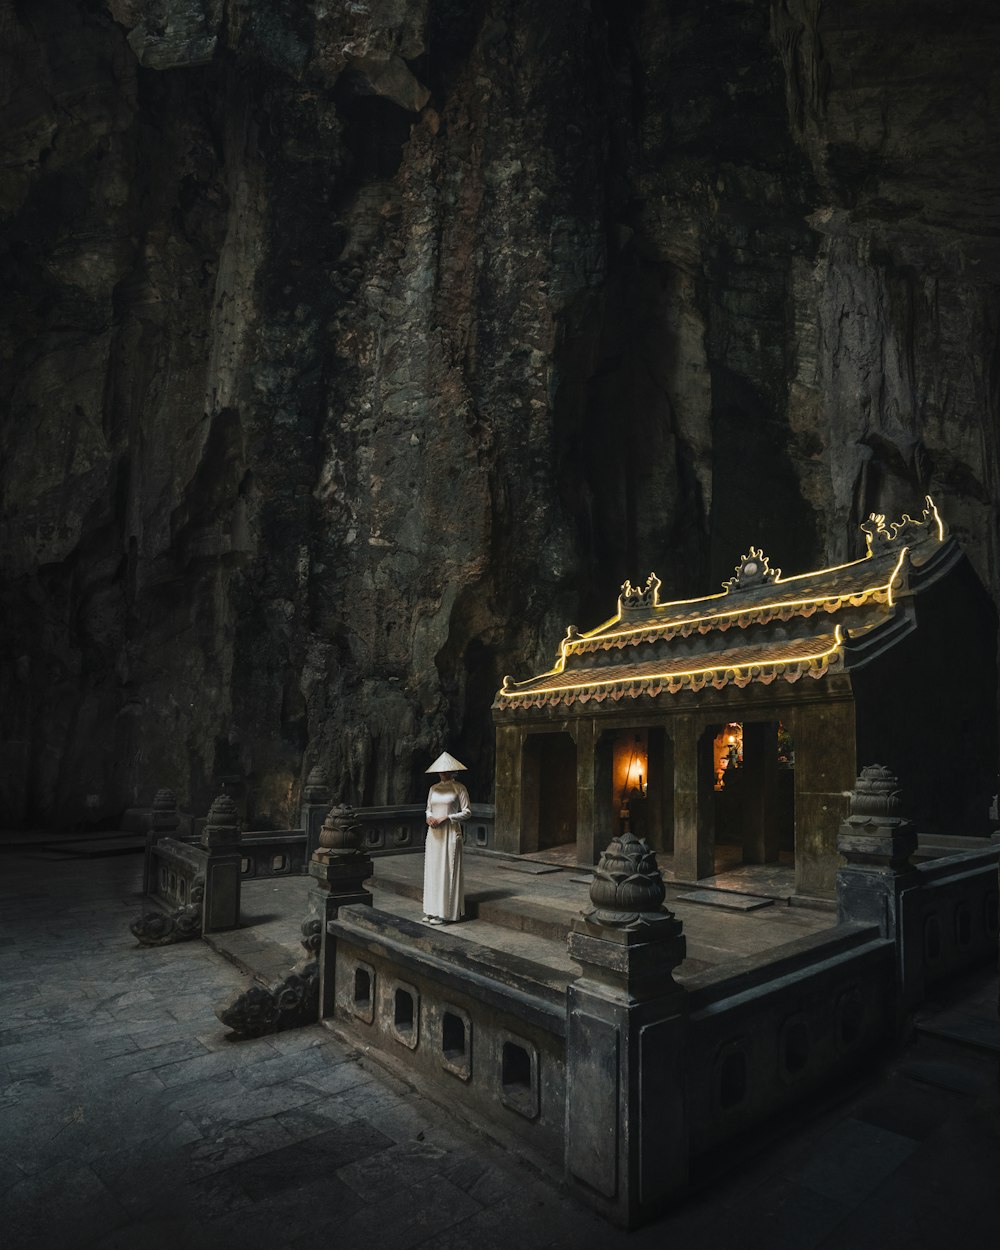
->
<box><xmin>2</xmin><ymin>844</ymin><xmax>999</xmax><ymax>1250</ymax></box>
<box><xmin>206</xmin><ymin>850</ymin><xmax>836</xmax><ymax>987</ymax></box>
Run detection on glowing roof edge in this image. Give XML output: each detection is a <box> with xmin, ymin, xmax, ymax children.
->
<box><xmin>498</xmin><ymin>627</ymin><xmax>846</xmax><ymax>699</ymax></box>
<box><xmin>496</xmin><ymin>495</ymin><xmax>944</xmax><ymax>696</ymax></box>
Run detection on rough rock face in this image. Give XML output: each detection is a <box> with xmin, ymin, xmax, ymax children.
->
<box><xmin>1</xmin><ymin>0</ymin><xmax>998</xmax><ymax>827</ymax></box>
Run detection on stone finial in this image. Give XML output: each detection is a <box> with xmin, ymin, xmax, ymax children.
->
<box><xmin>849</xmin><ymin>764</ymin><xmax>902</xmax><ymax>819</ymax></box>
<box><xmin>317</xmin><ymin>802</ymin><xmax>361</xmax><ymax>854</ymax></box>
<box><xmin>570</xmin><ymin>831</ymin><xmax>686</xmax><ymax>998</ymax></box>
<box><xmin>304</xmin><ymin>765</ymin><xmax>331</xmax><ymax>804</ymax></box>
<box><xmin>202</xmin><ymin>793</ymin><xmax>240</xmax><ymax>849</ymax></box>
<box><xmin>151</xmin><ymin>788</ymin><xmax>179</xmax><ymax>834</ymax></box>
<box><xmin>838</xmin><ymin>764</ymin><xmax>916</xmax><ymax>871</ymax></box>
<box><xmin>585</xmin><ymin>831</ymin><xmax>672</xmax><ymax>930</ymax></box>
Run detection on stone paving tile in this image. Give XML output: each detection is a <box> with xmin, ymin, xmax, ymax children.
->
<box><xmin>195</xmin><ymin>1174</ymin><xmax>367</xmax><ymax>1250</ymax></box>
<box><xmin>291</xmin><ymin>1053</ymin><xmax>379</xmax><ymax>1096</ymax></box>
<box><xmin>785</xmin><ymin>1116</ymin><xmax>918</xmax><ymax>1204</ymax></box>
<box><xmin>90</xmin><ymin>1116</ymin><xmax>206</xmax><ymax>1215</ymax></box>
<box><xmin>5</xmin><ymin>1160</ymin><xmax>130</xmax><ymax>1250</ymax></box>
<box><xmin>179</xmin><ymin>1076</ymin><xmax>327</xmax><ymax>1127</ymax></box>
<box><xmin>299</xmin><ymin>1172</ymin><xmax>483</xmax><ymax>1250</ymax></box>
<box><xmin>405</xmin><ymin>1187</ymin><xmax>609</xmax><ymax>1250</ymax></box>
<box><xmin>183</xmin><ymin>1113</ymin><xmax>301</xmax><ymax>1175</ymax></box>
<box><xmin>337</xmin><ymin>1135</ymin><xmax>459</xmax><ymax>1201</ymax></box>
<box><xmin>101</xmin><ymin>1036</ymin><xmax>210</xmax><ymax>1077</ymax></box>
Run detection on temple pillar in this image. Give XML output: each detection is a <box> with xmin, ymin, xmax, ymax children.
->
<box><xmin>741</xmin><ymin>721</ymin><xmax>779</xmax><ymax>864</ymax></box>
<box><xmin>493</xmin><ymin>723</ymin><xmax>522</xmax><ymax>854</ymax></box>
<box><xmin>575</xmin><ymin>719</ymin><xmax>598</xmax><ymax>867</ymax></box>
<box><xmin>673</xmin><ymin>718</ymin><xmax>714</xmax><ymax>882</ymax></box>
<box><xmin>791</xmin><ymin>697</ymin><xmax>856</xmax><ymax>897</ymax></box>
<box><xmin>594</xmin><ymin>730</ymin><xmax>615</xmax><ymax>855</ymax></box>
<box><xmin>646</xmin><ymin>728</ymin><xmax>673</xmax><ymax>854</ymax></box>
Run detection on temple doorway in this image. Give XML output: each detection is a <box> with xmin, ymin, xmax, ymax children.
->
<box><xmin>519</xmin><ymin>731</ymin><xmax>577</xmax><ymax>856</ymax></box>
<box><xmin>707</xmin><ymin>720</ymin><xmax>795</xmax><ymax>879</ymax></box>
<box><xmin>594</xmin><ymin>727</ymin><xmax>674</xmax><ymax>856</ymax></box>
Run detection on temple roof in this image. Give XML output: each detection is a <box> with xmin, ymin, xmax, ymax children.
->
<box><xmin>494</xmin><ymin>498</ymin><xmax>950</xmax><ymax>711</ymax></box>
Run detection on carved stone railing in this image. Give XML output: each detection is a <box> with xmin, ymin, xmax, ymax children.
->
<box><xmin>131</xmin><ymin>794</ymin><xmax>242</xmax><ymax>945</ymax></box>
<box><xmin>354</xmin><ymin>803</ymin><xmax>496</xmax><ymax>855</ymax></box>
<box><xmin>131</xmin><ymin>837</ymin><xmax>206</xmax><ymax>945</ymax></box>
<box><xmin>836</xmin><ymin>764</ymin><xmax>1000</xmax><ymax>1008</ymax></box>
<box><xmin>304</xmin><ymin>797</ymin><xmax>997</xmax><ymax>1231</ymax></box>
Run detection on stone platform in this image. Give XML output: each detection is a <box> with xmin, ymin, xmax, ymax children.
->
<box><xmin>206</xmin><ymin>849</ymin><xmax>836</xmax><ymax>990</ymax></box>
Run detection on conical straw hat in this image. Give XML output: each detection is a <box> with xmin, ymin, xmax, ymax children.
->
<box><xmin>426</xmin><ymin>750</ymin><xmax>468</xmax><ymax>774</ymax></box>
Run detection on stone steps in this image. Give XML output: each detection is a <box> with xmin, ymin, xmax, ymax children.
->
<box><xmin>369</xmin><ymin>870</ymin><xmax>580</xmax><ymax>942</ymax></box>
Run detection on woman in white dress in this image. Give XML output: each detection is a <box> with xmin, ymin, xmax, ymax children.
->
<box><xmin>422</xmin><ymin>751</ymin><xmax>471</xmax><ymax>924</ymax></box>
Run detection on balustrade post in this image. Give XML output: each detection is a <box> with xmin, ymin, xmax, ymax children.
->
<box><xmin>301</xmin><ymin>764</ymin><xmax>332</xmax><ymax>861</ymax></box>
<box><xmin>143</xmin><ymin>788</ymin><xmax>179</xmax><ymax>895</ymax></box>
<box><xmin>565</xmin><ymin>831</ymin><xmax>689</xmax><ymax>1228</ymax></box>
<box><xmin>307</xmin><ymin>804</ymin><xmax>373</xmax><ymax>1019</ymax></box>
<box><xmin>200</xmin><ymin>794</ymin><xmax>243</xmax><ymax>933</ymax></box>
<box><xmin>836</xmin><ymin>764</ymin><xmax>920</xmax><ymax>1006</ymax></box>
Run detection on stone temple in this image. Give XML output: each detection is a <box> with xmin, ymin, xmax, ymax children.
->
<box><xmin>1</xmin><ymin>3</ymin><xmax>999</xmax><ymax>1248</ymax></box>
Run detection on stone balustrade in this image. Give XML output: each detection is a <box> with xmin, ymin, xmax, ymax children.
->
<box><xmin>312</xmin><ymin>765</ymin><xmax>998</xmax><ymax>1230</ymax></box>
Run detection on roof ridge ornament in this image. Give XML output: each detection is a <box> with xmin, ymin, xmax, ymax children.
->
<box><xmin>860</xmin><ymin>495</ymin><xmax>945</xmax><ymax>551</ymax></box>
<box><xmin>618</xmin><ymin>572</ymin><xmax>661</xmax><ymax>614</ymax></box>
<box><xmin>722</xmin><ymin>546</ymin><xmax>779</xmax><ymax>592</ymax></box>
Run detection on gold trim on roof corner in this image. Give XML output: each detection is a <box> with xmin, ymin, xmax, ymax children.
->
<box><xmin>497</xmin><ymin>498</ymin><xmax>944</xmax><ymax>699</ymax></box>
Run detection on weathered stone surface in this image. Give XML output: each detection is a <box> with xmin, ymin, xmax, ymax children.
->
<box><xmin>2</xmin><ymin>1</ymin><xmax>998</xmax><ymax>827</ymax></box>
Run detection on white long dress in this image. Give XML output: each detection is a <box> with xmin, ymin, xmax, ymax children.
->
<box><xmin>423</xmin><ymin>780</ymin><xmax>471</xmax><ymax>922</ymax></box>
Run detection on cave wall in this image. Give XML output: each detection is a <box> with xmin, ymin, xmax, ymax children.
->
<box><xmin>1</xmin><ymin>0</ymin><xmax>997</xmax><ymax>827</ymax></box>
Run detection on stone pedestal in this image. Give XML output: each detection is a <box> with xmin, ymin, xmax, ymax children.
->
<box><xmin>143</xmin><ymin>787</ymin><xmax>179</xmax><ymax>894</ymax></box>
<box><xmin>308</xmin><ymin>805</ymin><xmax>373</xmax><ymax>1019</ymax></box>
<box><xmin>836</xmin><ymin>765</ymin><xmax>919</xmax><ymax>1004</ymax></box>
<box><xmin>300</xmin><ymin>765</ymin><xmax>332</xmax><ymax>861</ymax></box>
<box><xmin>565</xmin><ymin>832</ymin><xmax>689</xmax><ymax>1229</ymax></box>
<box><xmin>199</xmin><ymin>794</ymin><xmax>243</xmax><ymax>933</ymax></box>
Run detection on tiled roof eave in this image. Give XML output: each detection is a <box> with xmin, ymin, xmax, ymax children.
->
<box><xmin>495</xmin><ymin>648</ymin><xmax>844</xmax><ymax>711</ymax></box>
<box><xmin>567</xmin><ymin>588</ymin><xmax>890</xmax><ymax>657</ymax></box>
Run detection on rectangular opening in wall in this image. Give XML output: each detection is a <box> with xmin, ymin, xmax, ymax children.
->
<box><xmin>502</xmin><ymin>1040</ymin><xmax>530</xmax><ymax>1089</ymax></box>
<box><xmin>442</xmin><ymin>1011</ymin><xmax>465</xmax><ymax>1060</ymax></box>
<box><xmin>500</xmin><ymin>1035</ymin><xmax>539</xmax><ymax>1118</ymax></box>
<box><xmin>354</xmin><ymin>967</ymin><xmax>371</xmax><ymax>1007</ymax></box>
<box><xmin>271</xmin><ymin>854</ymin><xmax>287</xmax><ymax>872</ymax></box>
<box><xmin>394</xmin><ymin>987</ymin><xmax>414</xmax><ymax>1033</ymax></box>
<box><xmin>475</xmin><ymin>825</ymin><xmax>488</xmax><ymax>846</ymax></box>
<box><xmin>389</xmin><ymin>980</ymin><xmax>419</xmax><ymax>1049</ymax></box>
<box><xmin>240</xmin><ymin>857</ymin><xmax>251</xmax><ymax>874</ymax></box>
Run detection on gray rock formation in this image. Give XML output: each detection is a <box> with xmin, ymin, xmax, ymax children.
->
<box><xmin>2</xmin><ymin>0</ymin><xmax>997</xmax><ymax>826</ymax></box>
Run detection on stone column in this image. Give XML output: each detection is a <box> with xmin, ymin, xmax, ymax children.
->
<box><xmin>300</xmin><ymin>764</ymin><xmax>332</xmax><ymax>860</ymax></box>
<box><xmin>308</xmin><ymin>804</ymin><xmax>373</xmax><ymax>1019</ymax></box>
<box><xmin>200</xmin><ymin>794</ymin><xmax>243</xmax><ymax>933</ymax></box>
<box><xmin>836</xmin><ymin>765</ymin><xmax>919</xmax><ymax>1004</ymax></box>
<box><xmin>673</xmin><ymin>718</ymin><xmax>714</xmax><ymax>882</ymax></box>
<box><xmin>143</xmin><ymin>787</ymin><xmax>179</xmax><ymax>895</ymax></box>
<box><xmin>493</xmin><ymin>722</ymin><xmax>522</xmax><ymax>854</ymax></box>
<box><xmin>575</xmin><ymin>719</ymin><xmax>597</xmax><ymax>867</ymax></box>
<box><xmin>566</xmin><ymin>832</ymin><xmax>689</xmax><ymax>1228</ymax></box>
<box><xmin>741</xmin><ymin>721</ymin><xmax>779</xmax><ymax>864</ymax></box>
